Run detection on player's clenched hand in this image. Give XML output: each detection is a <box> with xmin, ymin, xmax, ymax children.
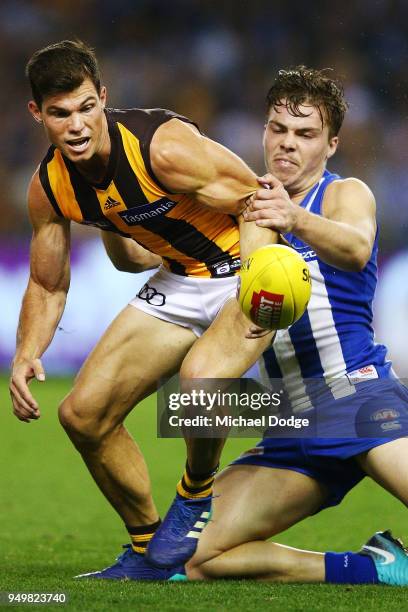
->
<box><xmin>243</xmin><ymin>173</ymin><xmax>300</xmax><ymax>232</ymax></box>
<box><xmin>9</xmin><ymin>358</ymin><xmax>45</xmax><ymax>422</ymax></box>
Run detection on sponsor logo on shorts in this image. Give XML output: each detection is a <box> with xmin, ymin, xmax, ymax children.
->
<box><xmin>371</xmin><ymin>408</ymin><xmax>400</xmax><ymax>422</ymax></box>
<box><xmin>346</xmin><ymin>365</ymin><xmax>379</xmax><ymax>384</ymax></box>
<box><xmin>118</xmin><ymin>198</ymin><xmax>177</xmax><ymax>225</ymax></box>
<box><xmin>250</xmin><ymin>290</ymin><xmax>283</xmax><ymax>328</ymax></box>
<box><xmin>137</xmin><ymin>283</ymin><xmax>166</xmax><ymax>306</ymax></box>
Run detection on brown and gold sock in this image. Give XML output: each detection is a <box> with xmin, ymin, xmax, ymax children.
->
<box><xmin>176</xmin><ymin>463</ymin><xmax>219</xmax><ymax>499</ymax></box>
<box><xmin>126</xmin><ymin>520</ymin><xmax>161</xmax><ymax>554</ymax></box>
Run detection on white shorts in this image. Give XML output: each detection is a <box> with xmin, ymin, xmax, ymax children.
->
<box><xmin>129</xmin><ymin>266</ymin><xmax>239</xmax><ymax>337</ymax></box>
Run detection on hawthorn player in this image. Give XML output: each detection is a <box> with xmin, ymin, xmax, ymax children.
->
<box><xmin>9</xmin><ymin>40</ymin><xmax>276</xmax><ymax>579</ymax></box>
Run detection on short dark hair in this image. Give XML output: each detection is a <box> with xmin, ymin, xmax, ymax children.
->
<box><xmin>26</xmin><ymin>39</ymin><xmax>101</xmax><ymax>108</ymax></box>
<box><xmin>266</xmin><ymin>66</ymin><xmax>348</xmax><ymax>138</ymax></box>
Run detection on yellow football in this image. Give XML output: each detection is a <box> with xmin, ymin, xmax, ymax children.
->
<box><xmin>239</xmin><ymin>244</ymin><xmax>312</xmax><ymax>330</ymax></box>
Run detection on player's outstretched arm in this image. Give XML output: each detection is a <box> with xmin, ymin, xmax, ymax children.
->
<box><xmin>246</xmin><ymin>175</ymin><xmax>376</xmax><ymax>271</ymax></box>
<box><xmin>150</xmin><ymin>118</ymin><xmax>259</xmax><ymax>214</ymax></box>
<box><xmin>9</xmin><ymin>171</ymin><xmax>71</xmax><ymax>422</ymax></box>
<box><xmin>150</xmin><ymin>118</ymin><xmax>278</xmax><ymax>257</ymax></box>
<box><xmin>101</xmin><ymin>232</ymin><xmax>162</xmax><ymax>273</ymax></box>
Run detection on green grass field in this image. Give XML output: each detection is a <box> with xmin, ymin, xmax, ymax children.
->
<box><xmin>1</xmin><ymin>376</ymin><xmax>407</xmax><ymax>611</ymax></box>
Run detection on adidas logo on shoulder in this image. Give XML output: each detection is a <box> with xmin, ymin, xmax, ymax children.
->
<box><xmin>104</xmin><ymin>196</ymin><xmax>121</xmax><ymax>210</ymax></box>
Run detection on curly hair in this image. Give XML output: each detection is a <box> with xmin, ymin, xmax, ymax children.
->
<box><xmin>266</xmin><ymin>66</ymin><xmax>349</xmax><ymax>138</ymax></box>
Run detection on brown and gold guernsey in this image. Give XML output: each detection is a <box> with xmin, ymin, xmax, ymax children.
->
<box><xmin>39</xmin><ymin>108</ymin><xmax>240</xmax><ymax>278</ymax></box>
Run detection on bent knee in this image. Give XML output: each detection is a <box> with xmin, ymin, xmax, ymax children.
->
<box><xmin>186</xmin><ymin>562</ymin><xmax>206</xmax><ymax>580</ymax></box>
<box><xmin>180</xmin><ymin>356</ymin><xmax>212</xmax><ymax>380</ymax></box>
<box><xmin>186</xmin><ymin>544</ymin><xmax>226</xmax><ymax>581</ymax></box>
<box><xmin>58</xmin><ymin>394</ymin><xmax>113</xmax><ymax>445</ymax></box>
<box><xmin>186</xmin><ymin>556</ymin><xmax>216</xmax><ymax>581</ymax></box>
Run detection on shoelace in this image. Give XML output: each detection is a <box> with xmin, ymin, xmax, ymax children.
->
<box><xmin>165</xmin><ymin>499</ymin><xmax>210</xmax><ymax>538</ymax></box>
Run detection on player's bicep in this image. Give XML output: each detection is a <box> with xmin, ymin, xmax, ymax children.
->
<box><xmin>28</xmin><ymin>172</ymin><xmax>71</xmax><ymax>293</ymax></box>
<box><xmin>150</xmin><ymin>120</ymin><xmax>209</xmax><ymax>191</ymax></box>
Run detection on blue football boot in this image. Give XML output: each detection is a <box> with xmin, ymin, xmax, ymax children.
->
<box><xmin>146</xmin><ymin>493</ymin><xmax>212</xmax><ymax>568</ymax></box>
<box><xmin>360</xmin><ymin>530</ymin><xmax>408</xmax><ymax>585</ymax></box>
<box><xmin>75</xmin><ymin>544</ymin><xmax>185</xmax><ymax>580</ymax></box>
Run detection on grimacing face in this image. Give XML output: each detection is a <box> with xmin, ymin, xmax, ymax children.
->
<box><xmin>263</xmin><ymin>101</ymin><xmax>339</xmax><ymax>197</ymax></box>
<box><xmin>28</xmin><ymin>77</ymin><xmax>108</xmax><ymax>165</ymax></box>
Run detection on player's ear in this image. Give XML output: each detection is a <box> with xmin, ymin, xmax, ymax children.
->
<box><xmin>327</xmin><ymin>136</ymin><xmax>338</xmax><ymax>159</ymax></box>
<box><xmin>28</xmin><ymin>100</ymin><xmax>43</xmax><ymax>123</ymax></box>
<box><xmin>99</xmin><ymin>86</ymin><xmax>107</xmax><ymax>108</ymax></box>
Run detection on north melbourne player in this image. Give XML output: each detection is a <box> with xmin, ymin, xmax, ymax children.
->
<box><xmin>9</xmin><ymin>40</ymin><xmax>276</xmax><ymax>579</ymax></box>
<box><xmin>187</xmin><ymin>67</ymin><xmax>408</xmax><ymax>586</ymax></box>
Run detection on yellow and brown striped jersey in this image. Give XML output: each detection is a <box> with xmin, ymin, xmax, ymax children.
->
<box><xmin>39</xmin><ymin>108</ymin><xmax>240</xmax><ymax>277</ymax></box>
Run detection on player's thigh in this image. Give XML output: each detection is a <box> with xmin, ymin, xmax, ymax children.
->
<box><xmin>181</xmin><ymin>298</ymin><xmax>274</xmax><ymax>378</ymax></box>
<box><xmin>67</xmin><ymin>305</ymin><xmax>196</xmax><ymax>423</ymax></box>
<box><xmin>192</xmin><ymin>464</ymin><xmax>328</xmax><ymax>566</ymax></box>
<box><xmin>356</xmin><ymin>437</ymin><xmax>408</xmax><ymax>505</ymax></box>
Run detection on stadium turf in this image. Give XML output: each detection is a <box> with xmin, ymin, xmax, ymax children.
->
<box><xmin>1</xmin><ymin>375</ymin><xmax>407</xmax><ymax>611</ymax></box>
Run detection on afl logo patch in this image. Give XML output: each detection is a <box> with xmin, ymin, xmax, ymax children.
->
<box><xmin>371</xmin><ymin>408</ymin><xmax>400</xmax><ymax>422</ymax></box>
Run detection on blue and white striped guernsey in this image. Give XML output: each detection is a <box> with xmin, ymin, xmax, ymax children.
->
<box><xmin>260</xmin><ymin>169</ymin><xmax>391</xmax><ymax>412</ymax></box>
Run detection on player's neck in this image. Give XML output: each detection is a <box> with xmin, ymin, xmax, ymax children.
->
<box><xmin>288</xmin><ymin>167</ymin><xmax>327</xmax><ymax>204</ymax></box>
<box><xmin>75</xmin><ymin>114</ymin><xmax>111</xmax><ymax>184</ymax></box>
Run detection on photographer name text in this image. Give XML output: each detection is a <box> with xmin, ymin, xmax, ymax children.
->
<box><xmin>168</xmin><ymin>415</ymin><xmax>309</xmax><ymax>429</ymax></box>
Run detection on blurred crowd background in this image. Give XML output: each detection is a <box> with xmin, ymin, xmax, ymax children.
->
<box><xmin>1</xmin><ymin>0</ymin><xmax>408</xmax><ymax>374</ymax></box>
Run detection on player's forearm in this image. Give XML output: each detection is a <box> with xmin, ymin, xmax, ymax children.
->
<box><xmin>294</xmin><ymin>208</ymin><xmax>372</xmax><ymax>271</ymax></box>
<box><xmin>14</xmin><ymin>280</ymin><xmax>67</xmax><ymax>364</ymax></box>
<box><xmin>102</xmin><ymin>233</ymin><xmax>162</xmax><ymax>273</ymax></box>
<box><xmin>195</xmin><ymin>142</ymin><xmax>258</xmax><ymax>214</ymax></box>
<box><xmin>195</xmin><ymin>177</ymin><xmax>255</xmax><ymax>215</ymax></box>
<box><xmin>152</xmin><ymin>122</ymin><xmax>259</xmax><ymax>215</ymax></box>
<box><xmin>238</xmin><ymin>216</ymin><xmax>278</xmax><ymax>261</ymax></box>
<box><xmin>109</xmin><ymin>249</ymin><xmax>162</xmax><ymax>273</ymax></box>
